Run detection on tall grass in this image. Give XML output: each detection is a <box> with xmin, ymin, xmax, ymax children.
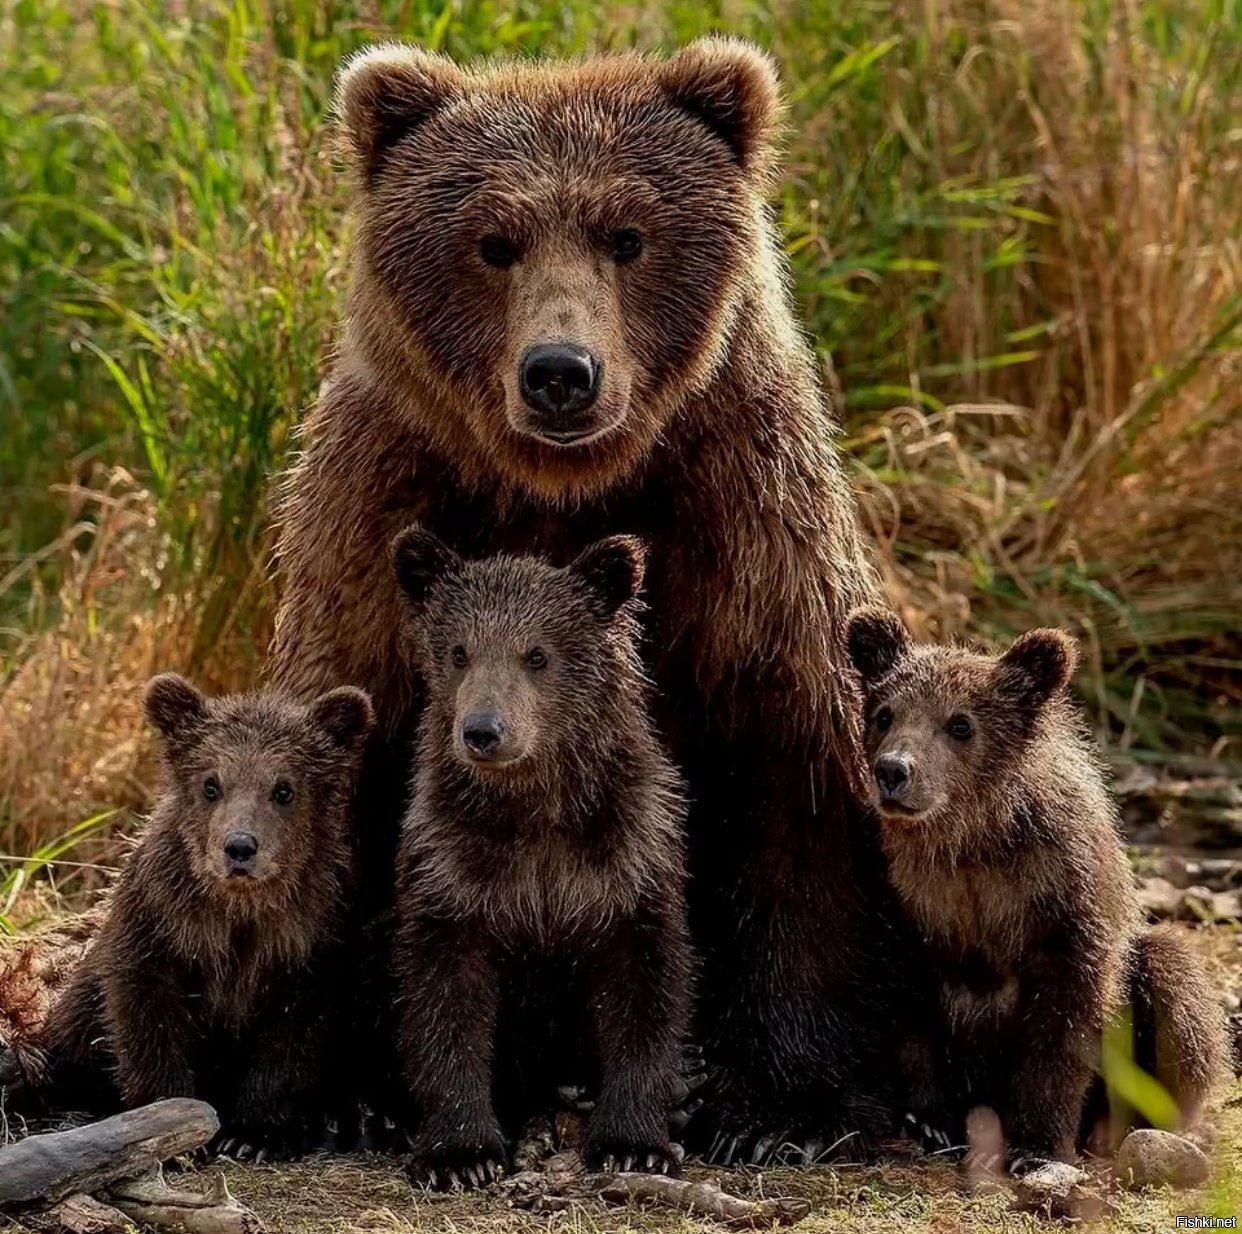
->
<box><xmin>1</xmin><ymin>0</ymin><xmax>1239</xmax><ymax>880</ymax></box>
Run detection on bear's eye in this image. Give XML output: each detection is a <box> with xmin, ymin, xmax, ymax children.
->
<box><xmin>946</xmin><ymin>714</ymin><xmax>974</xmax><ymax>741</ymax></box>
<box><xmin>480</xmin><ymin>235</ymin><xmax>519</xmax><ymax>269</ymax></box>
<box><xmin>526</xmin><ymin>647</ymin><xmax>548</xmax><ymax>670</ymax></box>
<box><xmin>272</xmin><ymin>780</ymin><xmax>295</xmax><ymax>807</ymax></box>
<box><xmin>874</xmin><ymin>706</ymin><xmax>893</xmax><ymax>734</ymax></box>
<box><xmin>610</xmin><ymin>229</ymin><xmax>643</xmax><ymax>264</ymax></box>
<box><xmin>451</xmin><ymin>645</ymin><xmax>468</xmax><ymax>669</ymax></box>
<box><xmin>202</xmin><ymin>775</ymin><xmax>221</xmax><ymax>803</ymax></box>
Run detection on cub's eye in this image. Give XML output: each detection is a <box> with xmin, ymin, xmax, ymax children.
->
<box><xmin>451</xmin><ymin>646</ymin><xmax>468</xmax><ymax>669</ymax></box>
<box><xmin>610</xmin><ymin>229</ymin><xmax>643</xmax><ymax>263</ymax></box>
<box><xmin>272</xmin><ymin>780</ymin><xmax>295</xmax><ymax>807</ymax></box>
<box><xmin>946</xmin><ymin>714</ymin><xmax>974</xmax><ymax>741</ymax></box>
<box><xmin>874</xmin><ymin>706</ymin><xmax>893</xmax><ymax>734</ymax></box>
<box><xmin>480</xmin><ymin>235</ymin><xmax>519</xmax><ymax>269</ymax></box>
<box><xmin>202</xmin><ymin>776</ymin><xmax>221</xmax><ymax>803</ymax></box>
<box><xmin>526</xmin><ymin>647</ymin><xmax>548</xmax><ymax>670</ymax></box>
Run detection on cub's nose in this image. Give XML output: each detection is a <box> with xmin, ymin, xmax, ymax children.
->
<box><xmin>462</xmin><ymin>712</ymin><xmax>504</xmax><ymax>759</ymax></box>
<box><xmin>519</xmin><ymin>343</ymin><xmax>600</xmax><ymax>430</ymax></box>
<box><xmin>874</xmin><ymin>753</ymin><xmax>912</xmax><ymax>800</ymax></box>
<box><xmin>224</xmin><ymin>831</ymin><xmax>259</xmax><ymax>866</ymax></box>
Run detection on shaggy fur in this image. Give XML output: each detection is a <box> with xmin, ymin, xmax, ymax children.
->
<box><xmin>846</xmin><ymin>609</ymin><xmax>1228</xmax><ymax>1163</ymax></box>
<box><xmin>272</xmin><ymin>38</ymin><xmax>914</xmax><ymax>1159</ymax></box>
<box><xmin>391</xmin><ymin>531</ymin><xmax>692</xmax><ymax>1187</ymax></box>
<box><xmin>31</xmin><ymin>676</ymin><xmax>373</xmax><ymax>1157</ymax></box>
<box><xmin>0</xmin><ymin>909</ymin><xmax>104</xmax><ymax>1095</ymax></box>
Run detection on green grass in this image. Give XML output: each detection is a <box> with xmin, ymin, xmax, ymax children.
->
<box><xmin>1</xmin><ymin>0</ymin><xmax>1240</xmax><ymax>857</ymax></box>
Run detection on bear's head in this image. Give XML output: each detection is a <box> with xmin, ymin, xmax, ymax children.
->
<box><xmin>335</xmin><ymin>38</ymin><xmax>783</xmax><ymax>499</ymax></box>
<box><xmin>391</xmin><ymin>526</ymin><xmax>646</xmax><ymax>778</ymax></box>
<box><xmin>143</xmin><ymin>675</ymin><xmax>373</xmax><ymax>901</ymax></box>
<box><xmin>844</xmin><ymin>609</ymin><xmax>1079</xmax><ymax>827</ymax></box>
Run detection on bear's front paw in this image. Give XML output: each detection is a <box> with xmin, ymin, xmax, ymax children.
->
<box><xmin>213</xmin><ymin>1118</ymin><xmax>310</xmax><ymax>1164</ymax></box>
<box><xmin>585</xmin><ymin>1139</ymin><xmax>683</xmax><ymax>1175</ymax></box>
<box><xmin>406</xmin><ymin>1123</ymin><xmax>509</xmax><ymax>1191</ymax></box>
<box><xmin>406</xmin><ymin>1147</ymin><xmax>507</xmax><ymax>1191</ymax></box>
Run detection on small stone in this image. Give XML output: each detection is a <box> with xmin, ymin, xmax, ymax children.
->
<box><xmin>1114</xmin><ymin>1129</ymin><xmax>1210</xmax><ymax>1190</ymax></box>
<box><xmin>1137</xmin><ymin>876</ymin><xmax>1183</xmax><ymax>919</ymax></box>
<box><xmin>1011</xmin><ymin>1160</ymin><xmax>1092</xmax><ymax>1217</ymax></box>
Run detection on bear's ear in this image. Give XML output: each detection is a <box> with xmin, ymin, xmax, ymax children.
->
<box><xmin>845</xmin><ymin>607</ymin><xmax>910</xmax><ymax>682</ymax></box>
<box><xmin>143</xmin><ymin>673</ymin><xmax>209</xmax><ymax>748</ymax></box>
<box><xmin>310</xmin><ymin>686</ymin><xmax>375</xmax><ymax>751</ymax></box>
<box><xmin>657</xmin><ymin>37</ymin><xmax>782</xmax><ymax>179</ymax></box>
<box><xmin>569</xmin><ymin>536</ymin><xmax>647</xmax><ymax>620</ymax></box>
<box><xmin>334</xmin><ymin>43</ymin><xmax>465</xmax><ymax>184</ymax></box>
<box><xmin>996</xmin><ymin>628</ymin><xmax>1079</xmax><ymax>711</ymax></box>
<box><xmin>391</xmin><ymin>525</ymin><xmax>461</xmax><ymax>609</ymax></box>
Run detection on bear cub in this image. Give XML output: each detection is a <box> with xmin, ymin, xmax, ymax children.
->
<box><xmin>34</xmin><ymin>675</ymin><xmax>373</xmax><ymax>1158</ymax></box>
<box><xmin>391</xmin><ymin>528</ymin><xmax>692</xmax><ymax>1189</ymax></box>
<box><xmin>845</xmin><ymin>610</ymin><xmax>1226</xmax><ymax>1165</ymax></box>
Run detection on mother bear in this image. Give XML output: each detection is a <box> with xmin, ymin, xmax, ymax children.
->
<box><xmin>272</xmin><ymin>36</ymin><xmax>922</xmax><ymax>1161</ymax></box>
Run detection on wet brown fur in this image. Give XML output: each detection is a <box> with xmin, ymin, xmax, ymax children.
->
<box><xmin>846</xmin><ymin>609</ymin><xmax>1228</xmax><ymax>1161</ymax></box>
<box><xmin>272</xmin><ymin>38</ymin><xmax>910</xmax><ymax>1157</ymax></box>
<box><xmin>31</xmin><ymin>677</ymin><xmax>373</xmax><ymax>1155</ymax></box>
<box><xmin>390</xmin><ymin>532</ymin><xmax>692</xmax><ymax>1185</ymax></box>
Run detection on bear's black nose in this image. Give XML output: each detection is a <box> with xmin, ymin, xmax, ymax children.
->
<box><xmin>462</xmin><ymin>712</ymin><xmax>504</xmax><ymax>759</ymax></box>
<box><xmin>224</xmin><ymin>832</ymin><xmax>259</xmax><ymax>865</ymax></box>
<box><xmin>519</xmin><ymin>343</ymin><xmax>600</xmax><ymax>432</ymax></box>
<box><xmin>874</xmin><ymin>753</ymin><xmax>912</xmax><ymax>799</ymax></box>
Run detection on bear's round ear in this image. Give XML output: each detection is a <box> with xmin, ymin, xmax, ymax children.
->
<box><xmin>391</xmin><ymin>525</ymin><xmax>462</xmax><ymax>609</ymax></box>
<box><xmin>845</xmin><ymin>607</ymin><xmax>909</xmax><ymax>682</ymax></box>
<box><xmin>657</xmin><ymin>37</ymin><xmax>783</xmax><ymax>180</ymax></box>
<box><xmin>310</xmin><ymin>686</ymin><xmax>375</xmax><ymax>751</ymax></box>
<box><xmin>143</xmin><ymin>673</ymin><xmax>209</xmax><ymax>747</ymax></box>
<box><xmin>996</xmin><ymin>628</ymin><xmax>1079</xmax><ymax>710</ymax></box>
<box><xmin>569</xmin><ymin>536</ymin><xmax>647</xmax><ymax>621</ymax></box>
<box><xmin>334</xmin><ymin>43</ymin><xmax>465</xmax><ymax>185</ymax></box>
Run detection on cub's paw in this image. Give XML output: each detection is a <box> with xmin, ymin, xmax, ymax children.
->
<box><xmin>406</xmin><ymin>1148</ymin><xmax>507</xmax><ymax>1191</ymax></box>
<box><xmin>586</xmin><ymin>1140</ymin><xmax>684</xmax><ymax>1175</ymax></box>
<box><xmin>213</xmin><ymin>1121</ymin><xmax>309</xmax><ymax>1164</ymax></box>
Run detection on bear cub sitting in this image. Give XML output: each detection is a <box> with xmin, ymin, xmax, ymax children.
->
<box><xmin>391</xmin><ymin>528</ymin><xmax>692</xmax><ymax>1188</ymax></box>
<box><xmin>845</xmin><ymin>610</ymin><xmax>1226</xmax><ymax>1165</ymax></box>
<box><xmin>34</xmin><ymin>675</ymin><xmax>373</xmax><ymax>1159</ymax></box>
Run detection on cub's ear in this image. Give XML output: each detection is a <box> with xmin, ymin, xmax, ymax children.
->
<box><xmin>657</xmin><ymin>37</ymin><xmax>783</xmax><ymax>179</ymax></box>
<box><xmin>570</xmin><ymin>536</ymin><xmax>647</xmax><ymax>620</ymax></box>
<box><xmin>334</xmin><ymin>43</ymin><xmax>465</xmax><ymax>184</ymax></box>
<box><xmin>310</xmin><ymin>687</ymin><xmax>375</xmax><ymax>751</ymax></box>
<box><xmin>143</xmin><ymin>673</ymin><xmax>209</xmax><ymax>747</ymax></box>
<box><xmin>845</xmin><ymin>607</ymin><xmax>910</xmax><ymax>682</ymax></box>
<box><xmin>391</xmin><ymin>526</ymin><xmax>461</xmax><ymax>609</ymax></box>
<box><xmin>996</xmin><ymin>628</ymin><xmax>1079</xmax><ymax>710</ymax></box>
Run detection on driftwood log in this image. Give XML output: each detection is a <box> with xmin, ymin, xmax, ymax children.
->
<box><xmin>109</xmin><ymin>1172</ymin><xmax>265</xmax><ymax>1234</ymax></box>
<box><xmin>600</xmin><ymin>1172</ymin><xmax>811</xmax><ymax>1228</ymax></box>
<box><xmin>0</xmin><ymin>1097</ymin><xmax>218</xmax><ymax>1208</ymax></box>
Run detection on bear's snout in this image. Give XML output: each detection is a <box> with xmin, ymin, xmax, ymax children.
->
<box><xmin>223</xmin><ymin>830</ymin><xmax>259</xmax><ymax>873</ymax></box>
<box><xmin>461</xmin><ymin>711</ymin><xmax>505</xmax><ymax>760</ymax></box>
<box><xmin>873</xmin><ymin>752</ymin><xmax>912</xmax><ymax>802</ymax></box>
<box><xmin>519</xmin><ymin>343</ymin><xmax>601</xmax><ymax>439</ymax></box>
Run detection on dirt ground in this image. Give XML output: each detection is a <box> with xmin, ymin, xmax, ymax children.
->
<box><xmin>2</xmin><ymin>924</ymin><xmax>1239</xmax><ymax>1234</ymax></box>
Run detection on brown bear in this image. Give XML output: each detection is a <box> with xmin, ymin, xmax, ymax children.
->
<box><xmin>389</xmin><ymin>529</ymin><xmax>692</xmax><ymax>1187</ymax></box>
<box><xmin>844</xmin><ymin>609</ymin><xmax>1228</xmax><ymax>1165</ymax></box>
<box><xmin>272</xmin><ymin>37</ymin><xmax>918</xmax><ymax>1161</ymax></box>
<box><xmin>30</xmin><ymin>675</ymin><xmax>373</xmax><ymax>1159</ymax></box>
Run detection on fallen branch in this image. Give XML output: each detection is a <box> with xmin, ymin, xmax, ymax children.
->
<box><xmin>0</xmin><ymin>1097</ymin><xmax>218</xmax><ymax>1209</ymax></box>
<box><xmin>599</xmin><ymin>1172</ymin><xmax>811</xmax><ymax>1228</ymax></box>
<box><xmin>109</xmin><ymin>1171</ymin><xmax>265</xmax><ymax>1234</ymax></box>
<box><xmin>50</xmin><ymin>1193</ymin><xmax>132</xmax><ymax>1233</ymax></box>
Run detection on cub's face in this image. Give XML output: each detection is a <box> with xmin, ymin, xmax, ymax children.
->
<box><xmin>392</xmin><ymin>529</ymin><xmax>645</xmax><ymax>777</ymax></box>
<box><xmin>335</xmin><ymin>39</ymin><xmax>781</xmax><ymax>498</ymax></box>
<box><xmin>142</xmin><ymin>677</ymin><xmax>373</xmax><ymax>899</ymax></box>
<box><xmin>844</xmin><ymin>609</ymin><xmax>1078</xmax><ymax>827</ymax></box>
